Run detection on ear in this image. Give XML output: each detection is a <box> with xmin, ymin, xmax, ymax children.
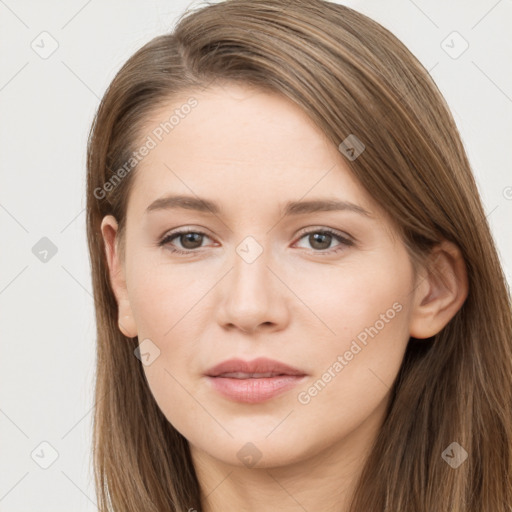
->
<box><xmin>100</xmin><ymin>215</ymin><xmax>138</xmax><ymax>338</ymax></box>
<box><xmin>409</xmin><ymin>240</ymin><xmax>468</xmax><ymax>339</ymax></box>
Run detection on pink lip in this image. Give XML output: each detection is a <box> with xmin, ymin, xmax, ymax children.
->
<box><xmin>205</xmin><ymin>357</ymin><xmax>307</xmax><ymax>404</ymax></box>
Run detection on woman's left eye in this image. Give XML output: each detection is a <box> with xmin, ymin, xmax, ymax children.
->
<box><xmin>158</xmin><ymin>228</ymin><xmax>353</xmax><ymax>255</ymax></box>
<box><xmin>294</xmin><ymin>229</ymin><xmax>354</xmax><ymax>254</ymax></box>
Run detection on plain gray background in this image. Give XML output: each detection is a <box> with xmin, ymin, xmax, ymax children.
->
<box><xmin>1</xmin><ymin>0</ymin><xmax>511</xmax><ymax>509</ymax></box>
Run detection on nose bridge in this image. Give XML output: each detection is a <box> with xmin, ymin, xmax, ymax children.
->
<box><xmin>237</xmin><ymin>233</ymin><xmax>268</xmax><ymax>278</ymax></box>
<box><xmin>217</xmin><ymin>233</ymin><xmax>287</xmax><ymax>332</ymax></box>
<box><xmin>231</xmin><ymin>234</ymin><xmax>274</xmax><ymax>303</ymax></box>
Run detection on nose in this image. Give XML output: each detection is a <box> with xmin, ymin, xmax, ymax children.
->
<box><xmin>215</xmin><ymin>241</ymin><xmax>290</xmax><ymax>334</ymax></box>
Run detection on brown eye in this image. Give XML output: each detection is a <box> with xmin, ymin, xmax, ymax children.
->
<box><xmin>178</xmin><ymin>232</ymin><xmax>204</xmax><ymax>249</ymax></box>
<box><xmin>159</xmin><ymin>230</ymin><xmax>212</xmax><ymax>254</ymax></box>
<box><xmin>295</xmin><ymin>228</ymin><xmax>354</xmax><ymax>254</ymax></box>
<box><xmin>308</xmin><ymin>232</ymin><xmax>333</xmax><ymax>250</ymax></box>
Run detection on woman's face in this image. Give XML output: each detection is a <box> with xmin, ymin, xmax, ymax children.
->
<box><xmin>102</xmin><ymin>82</ymin><xmax>422</xmax><ymax>470</ymax></box>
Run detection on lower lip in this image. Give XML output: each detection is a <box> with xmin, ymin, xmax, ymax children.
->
<box><xmin>206</xmin><ymin>375</ymin><xmax>306</xmax><ymax>403</ymax></box>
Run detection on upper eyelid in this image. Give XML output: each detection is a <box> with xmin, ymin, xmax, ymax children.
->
<box><xmin>295</xmin><ymin>226</ymin><xmax>352</xmax><ymax>240</ymax></box>
<box><xmin>161</xmin><ymin>228</ymin><xmax>214</xmax><ymax>243</ymax></box>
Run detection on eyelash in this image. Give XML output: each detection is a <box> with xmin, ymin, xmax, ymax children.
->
<box><xmin>158</xmin><ymin>227</ymin><xmax>354</xmax><ymax>256</ymax></box>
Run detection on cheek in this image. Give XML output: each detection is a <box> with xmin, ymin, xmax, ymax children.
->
<box><xmin>290</xmin><ymin>252</ymin><xmax>412</xmax><ymax>344</ymax></box>
<box><xmin>291</xmin><ymin>254</ymin><xmax>413</xmax><ymax>427</ymax></box>
<box><xmin>129</xmin><ymin>260</ymin><xmax>211</xmax><ymax>337</ymax></box>
<box><xmin>127</xmin><ymin>266</ymin><xmax>215</xmax><ymax>432</ymax></box>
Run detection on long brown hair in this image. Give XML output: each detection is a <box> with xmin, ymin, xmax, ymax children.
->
<box><xmin>86</xmin><ymin>1</ymin><xmax>512</xmax><ymax>510</ymax></box>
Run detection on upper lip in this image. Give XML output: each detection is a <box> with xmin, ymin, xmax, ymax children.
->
<box><xmin>205</xmin><ymin>357</ymin><xmax>306</xmax><ymax>377</ymax></box>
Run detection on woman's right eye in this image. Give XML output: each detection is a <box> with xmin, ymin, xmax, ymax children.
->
<box><xmin>159</xmin><ymin>230</ymin><xmax>212</xmax><ymax>255</ymax></box>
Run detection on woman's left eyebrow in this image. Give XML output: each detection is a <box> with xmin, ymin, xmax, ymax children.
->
<box><xmin>145</xmin><ymin>194</ymin><xmax>373</xmax><ymax>218</ymax></box>
<box><xmin>282</xmin><ymin>198</ymin><xmax>372</xmax><ymax>218</ymax></box>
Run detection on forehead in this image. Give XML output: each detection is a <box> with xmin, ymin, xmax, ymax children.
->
<box><xmin>126</xmin><ymin>83</ymin><xmax>378</xmax><ymax>220</ymax></box>
<box><xmin>142</xmin><ymin>83</ymin><xmax>332</xmax><ymax>161</ymax></box>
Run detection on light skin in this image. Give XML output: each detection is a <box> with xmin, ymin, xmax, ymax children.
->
<box><xmin>101</xmin><ymin>83</ymin><xmax>468</xmax><ymax>511</ymax></box>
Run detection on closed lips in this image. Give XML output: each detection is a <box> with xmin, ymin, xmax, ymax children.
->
<box><xmin>205</xmin><ymin>357</ymin><xmax>307</xmax><ymax>403</ymax></box>
<box><xmin>205</xmin><ymin>357</ymin><xmax>307</xmax><ymax>378</ymax></box>
<box><xmin>216</xmin><ymin>372</ymin><xmax>289</xmax><ymax>378</ymax></box>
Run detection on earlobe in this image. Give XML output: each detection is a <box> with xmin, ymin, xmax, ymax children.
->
<box><xmin>117</xmin><ymin>298</ymin><xmax>138</xmax><ymax>339</ymax></box>
<box><xmin>100</xmin><ymin>215</ymin><xmax>138</xmax><ymax>338</ymax></box>
<box><xmin>409</xmin><ymin>241</ymin><xmax>469</xmax><ymax>339</ymax></box>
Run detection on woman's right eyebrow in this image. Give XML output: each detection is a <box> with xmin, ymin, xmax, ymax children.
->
<box><xmin>145</xmin><ymin>194</ymin><xmax>220</xmax><ymax>215</ymax></box>
<box><xmin>145</xmin><ymin>194</ymin><xmax>373</xmax><ymax>219</ymax></box>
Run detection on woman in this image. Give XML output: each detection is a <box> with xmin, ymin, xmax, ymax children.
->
<box><xmin>86</xmin><ymin>0</ymin><xmax>512</xmax><ymax>510</ymax></box>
